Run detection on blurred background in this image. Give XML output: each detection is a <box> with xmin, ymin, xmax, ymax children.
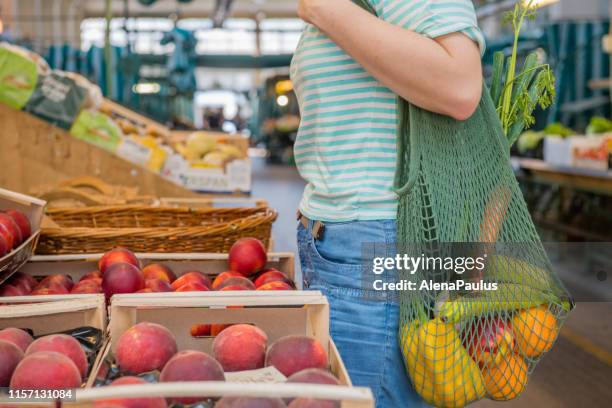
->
<box><xmin>0</xmin><ymin>1</ymin><xmax>611</xmax><ymax>406</ymax></box>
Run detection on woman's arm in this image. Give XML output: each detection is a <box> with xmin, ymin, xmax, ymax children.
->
<box><xmin>298</xmin><ymin>0</ymin><xmax>483</xmax><ymax>120</ymax></box>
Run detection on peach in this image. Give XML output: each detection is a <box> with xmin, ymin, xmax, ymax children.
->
<box><xmin>228</xmin><ymin>238</ymin><xmax>267</xmax><ymax>277</ymax></box>
<box><xmin>287</xmin><ymin>368</ymin><xmax>339</xmax><ymax>385</ymax></box>
<box><xmin>212</xmin><ymin>324</ymin><xmax>267</xmax><ymax>372</ymax></box>
<box><xmin>8</xmin><ymin>272</ymin><xmax>37</xmax><ymax>293</ymax></box>
<box><xmin>288</xmin><ymin>399</ymin><xmax>338</xmax><ymax>408</ymax></box>
<box><xmin>212</xmin><ymin>271</ymin><xmax>243</xmax><ymax>290</ymax></box>
<box><xmin>99</xmin><ymin>248</ymin><xmax>140</xmax><ymax>275</ymax></box>
<box><xmin>31</xmin><ymin>283</ymin><xmax>70</xmax><ymax>295</ymax></box>
<box><xmin>26</xmin><ymin>334</ymin><xmax>88</xmax><ymax>378</ymax></box>
<box><xmin>93</xmin><ymin>376</ymin><xmax>167</xmax><ymax>408</ymax></box>
<box><xmin>102</xmin><ymin>263</ymin><xmax>145</xmax><ymax>299</ymax></box>
<box><xmin>115</xmin><ymin>322</ymin><xmax>177</xmax><ymax>374</ymax></box>
<box><xmin>215</xmin><ymin>277</ymin><xmax>255</xmax><ymax>291</ymax></box>
<box><xmin>36</xmin><ymin>274</ymin><xmax>74</xmax><ymax>291</ymax></box>
<box><xmin>80</xmin><ymin>271</ymin><xmax>103</xmax><ymax>282</ymax></box>
<box><xmin>257</xmin><ymin>281</ymin><xmax>293</xmax><ymax>291</ymax></box>
<box><xmin>0</xmin><ymin>328</ymin><xmax>33</xmax><ymax>352</ymax></box>
<box><xmin>0</xmin><ymin>284</ymin><xmax>26</xmax><ymax>297</ymax></box>
<box><xmin>142</xmin><ymin>264</ymin><xmax>177</xmax><ymax>283</ymax></box>
<box><xmin>4</xmin><ymin>210</ymin><xmax>31</xmax><ymax>242</ymax></box>
<box><xmin>71</xmin><ymin>280</ymin><xmax>102</xmax><ymax>294</ymax></box>
<box><xmin>160</xmin><ymin>350</ymin><xmax>225</xmax><ymax>404</ymax></box>
<box><xmin>145</xmin><ymin>279</ymin><xmax>172</xmax><ymax>293</ymax></box>
<box><xmin>219</xmin><ymin>285</ymin><xmax>249</xmax><ymax>292</ymax></box>
<box><xmin>136</xmin><ymin>288</ymin><xmax>154</xmax><ymax>293</ymax></box>
<box><xmin>254</xmin><ymin>269</ymin><xmax>292</xmax><ymax>288</ymax></box>
<box><xmin>191</xmin><ymin>324</ymin><xmax>212</xmax><ymax>337</ymax></box>
<box><xmin>170</xmin><ymin>271</ymin><xmax>212</xmax><ymax>291</ymax></box>
<box><xmin>265</xmin><ymin>336</ymin><xmax>327</xmax><ymax>377</ymax></box>
<box><xmin>10</xmin><ymin>351</ymin><xmax>82</xmax><ymax>389</ymax></box>
<box><xmin>0</xmin><ymin>213</ymin><xmax>21</xmax><ymax>248</ymax></box>
<box><xmin>174</xmin><ymin>281</ymin><xmax>210</xmax><ymax>292</ymax></box>
<box><xmin>216</xmin><ymin>397</ymin><xmax>287</xmax><ymax>408</ymax></box>
<box><xmin>0</xmin><ymin>340</ymin><xmax>23</xmax><ymax>386</ymax></box>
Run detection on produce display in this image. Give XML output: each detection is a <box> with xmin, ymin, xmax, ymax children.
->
<box><xmin>93</xmin><ymin>321</ymin><xmax>341</xmax><ymax>408</ymax></box>
<box><xmin>0</xmin><ymin>209</ymin><xmax>32</xmax><ymax>258</ymax></box>
<box><xmin>0</xmin><ymin>238</ymin><xmax>294</xmax><ymax>299</ymax></box>
<box><xmin>0</xmin><ymin>326</ymin><xmax>104</xmax><ymax>389</ymax></box>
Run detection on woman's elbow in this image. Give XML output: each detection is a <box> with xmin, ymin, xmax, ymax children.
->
<box><xmin>446</xmin><ymin>84</ymin><xmax>481</xmax><ymax>121</ymax></box>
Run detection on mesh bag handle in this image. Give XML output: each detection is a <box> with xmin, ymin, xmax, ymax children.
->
<box><xmin>351</xmin><ymin>1</ymin><xmax>573</xmax><ymax>406</ymax></box>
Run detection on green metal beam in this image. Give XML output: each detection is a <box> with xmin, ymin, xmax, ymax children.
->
<box><xmin>139</xmin><ymin>53</ymin><xmax>293</xmax><ymax>69</ymax></box>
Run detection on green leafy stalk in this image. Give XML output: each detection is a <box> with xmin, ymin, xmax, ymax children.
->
<box><xmin>492</xmin><ymin>0</ymin><xmax>556</xmax><ymax>146</ymax></box>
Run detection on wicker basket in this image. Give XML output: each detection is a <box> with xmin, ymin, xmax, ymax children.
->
<box><xmin>37</xmin><ymin>205</ymin><xmax>277</xmax><ymax>255</ymax></box>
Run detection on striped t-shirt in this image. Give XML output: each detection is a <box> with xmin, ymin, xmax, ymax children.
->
<box><xmin>290</xmin><ymin>0</ymin><xmax>485</xmax><ymax>222</ymax></box>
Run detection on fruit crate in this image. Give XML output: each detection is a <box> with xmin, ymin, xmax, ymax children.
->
<box><xmin>0</xmin><ymin>294</ymin><xmax>107</xmax><ymax>396</ymax></box>
<box><xmin>71</xmin><ymin>291</ymin><xmax>373</xmax><ymax>408</ymax></box>
<box><xmin>0</xmin><ymin>187</ymin><xmax>46</xmax><ymax>285</ymax></box>
<box><xmin>36</xmin><ymin>205</ymin><xmax>277</xmax><ymax>255</ymax></box>
<box><xmin>18</xmin><ymin>251</ymin><xmax>297</xmax><ymax>290</ymax></box>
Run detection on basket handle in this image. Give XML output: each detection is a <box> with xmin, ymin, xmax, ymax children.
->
<box><xmin>58</xmin><ymin>176</ymin><xmax>117</xmax><ymax>196</ymax></box>
<box><xmin>40</xmin><ymin>187</ymin><xmax>122</xmax><ymax>207</ymax></box>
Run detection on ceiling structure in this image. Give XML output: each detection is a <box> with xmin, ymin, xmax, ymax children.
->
<box><xmin>83</xmin><ymin>0</ymin><xmax>299</xmax><ymax>19</ymax></box>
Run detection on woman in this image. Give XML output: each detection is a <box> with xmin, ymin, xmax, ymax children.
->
<box><xmin>292</xmin><ymin>0</ymin><xmax>485</xmax><ymax>406</ymax></box>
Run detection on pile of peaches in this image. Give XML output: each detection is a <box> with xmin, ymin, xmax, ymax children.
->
<box><xmin>0</xmin><ymin>238</ymin><xmax>295</xmax><ymax>298</ymax></box>
<box><xmin>0</xmin><ymin>209</ymin><xmax>32</xmax><ymax>257</ymax></box>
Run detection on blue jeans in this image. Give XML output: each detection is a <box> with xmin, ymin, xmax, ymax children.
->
<box><xmin>297</xmin><ymin>219</ymin><xmax>428</xmax><ymax>408</ymax></box>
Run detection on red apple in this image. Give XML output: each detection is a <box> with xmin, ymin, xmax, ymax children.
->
<box><xmin>228</xmin><ymin>238</ymin><xmax>267</xmax><ymax>277</ymax></box>
<box><xmin>102</xmin><ymin>263</ymin><xmax>145</xmax><ymax>299</ymax></box>
<box><xmin>0</xmin><ymin>232</ymin><xmax>8</xmax><ymax>257</ymax></box>
<box><xmin>145</xmin><ymin>278</ymin><xmax>173</xmax><ymax>293</ymax></box>
<box><xmin>170</xmin><ymin>271</ymin><xmax>211</xmax><ymax>291</ymax></box>
<box><xmin>142</xmin><ymin>263</ymin><xmax>177</xmax><ymax>283</ymax></box>
<box><xmin>212</xmin><ymin>271</ymin><xmax>243</xmax><ymax>290</ymax></box>
<box><xmin>464</xmin><ymin>317</ymin><xmax>514</xmax><ymax>367</ymax></box>
<box><xmin>99</xmin><ymin>248</ymin><xmax>140</xmax><ymax>275</ymax></box>
<box><xmin>4</xmin><ymin>210</ymin><xmax>31</xmax><ymax>242</ymax></box>
<box><xmin>0</xmin><ymin>213</ymin><xmax>21</xmax><ymax>248</ymax></box>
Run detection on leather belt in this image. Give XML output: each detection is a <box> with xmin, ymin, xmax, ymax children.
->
<box><xmin>297</xmin><ymin>210</ymin><xmax>325</xmax><ymax>240</ymax></box>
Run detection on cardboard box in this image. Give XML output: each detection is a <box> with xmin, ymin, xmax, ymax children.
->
<box><xmin>21</xmin><ymin>251</ymin><xmax>297</xmax><ymax>288</ymax></box>
<box><xmin>0</xmin><ymin>295</ymin><xmax>107</xmax><ymax>392</ymax></box>
<box><xmin>0</xmin><ymin>187</ymin><xmax>46</xmax><ymax>285</ymax></box>
<box><xmin>544</xmin><ymin>136</ymin><xmax>608</xmax><ymax>170</ymax></box>
<box><xmin>76</xmin><ymin>291</ymin><xmax>373</xmax><ymax>408</ymax></box>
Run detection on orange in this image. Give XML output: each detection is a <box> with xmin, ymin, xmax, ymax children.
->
<box><xmin>512</xmin><ymin>306</ymin><xmax>558</xmax><ymax>358</ymax></box>
<box><xmin>482</xmin><ymin>353</ymin><xmax>528</xmax><ymax>401</ymax></box>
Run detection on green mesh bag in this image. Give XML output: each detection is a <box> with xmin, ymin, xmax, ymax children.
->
<box><xmin>350</xmin><ymin>1</ymin><xmax>573</xmax><ymax>406</ymax></box>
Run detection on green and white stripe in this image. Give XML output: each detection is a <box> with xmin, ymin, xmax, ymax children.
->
<box><xmin>291</xmin><ymin>0</ymin><xmax>485</xmax><ymax>222</ymax></box>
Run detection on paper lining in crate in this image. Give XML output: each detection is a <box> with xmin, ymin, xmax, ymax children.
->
<box><xmin>0</xmin><ymin>294</ymin><xmax>108</xmax><ymax>399</ymax></box>
<box><xmin>75</xmin><ymin>291</ymin><xmax>374</xmax><ymax>408</ymax></box>
<box><xmin>20</xmin><ymin>251</ymin><xmax>298</xmax><ymax>290</ymax></box>
<box><xmin>0</xmin><ymin>187</ymin><xmax>46</xmax><ymax>285</ymax></box>
<box><xmin>36</xmin><ymin>205</ymin><xmax>277</xmax><ymax>255</ymax></box>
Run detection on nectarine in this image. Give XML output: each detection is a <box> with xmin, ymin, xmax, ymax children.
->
<box><xmin>31</xmin><ymin>284</ymin><xmax>70</xmax><ymax>295</ymax></box>
<box><xmin>10</xmin><ymin>351</ymin><xmax>82</xmax><ymax>389</ymax></box>
<box><xmin>0</xmin><ymin>328</ymin><xmax>33</xmax><ymax>352</ymax></box>
<box><xmin>36</xmin><ymin>274</ymin><xmax>74</xmax><ymax>291</ymax></box>
<box><xmin>26</xmin><ymin>334</ymin><xmax>88</xmax><ymax>378</ymax></box>
<box><xmin>228</xmin><ymin>238</ymin><xmax>267</xmax><ymax>277</ymax></box>
<box><xmin>80</xmin><ymin>271</ymin><xmax>103</xmax><ymax>282</ymax></box>
<box><xmin>160</xmin><ymin>350</ymin><xmax>225</xmax><ymax>404</ymax></box>
<box><xmin>170</xmin><ymin>271</ymin><xmax>211</xmax><ymax>291</ymax></box>
<box><xmin>254</xmin><ymin>269</ymin><xmax>291</xmax><ymax>288</ymax></box>
<box><xmin>0</xmin><ymin>340</ymin><xmax>23</xmax><ymax>386</ymax></box>
<box><xmin>214</xmin><ymin>276</ymin><xmax>256</xmax><ymax>291</ymax></box>
<box><xmin>212</xmin><ymin>271</ymin><xmax>243</xmax><ymax>290</ymax></box>
<box><xmin>93</xmin><ymin>376</ymin><xmax>167</xmax><ymax>408</ymax></box>
<box><xmin>174</xmin><ymin>281</ymin><xmax>210</xmax><ymax>292</ymax></box>
<box><xmin>142</xmin><ymin>264</ymin><xmax>177</xmax><ymax>283</ymax></box>
<box><xmin>0</xmin><ymin>213</ymin><xmax>21</xmax><ymax>248</ymax></box>
<box><xmin>257</xmin><ymin>281</ymin><xmax>293</xmax><ymax>291</ymax></box>
<box><xmin>145</xmin><ymin>278</ymin><xmax>172</xmax><ymax>293</ymax></box>
<box><xmin>102</xmin><ymin>263</ymin><xmax>145</xmax><ymax>299</ymax></box>
<box><xmin>266</xmin><ymin>336</ymin><xmax>328</xmax><ymax>377</ymax></box>
<box><xmin>288</xmin><ymin>398</ymin><xmax>338</xmax><ymax>408</ymax></box>
<box><xmin>71</xmin><ymin>280</ymin><xmax>102</xmax><ymax>294</ymax></box>
<box><xmin>216</xmin><ymin>397</ymin><xmax>287</xmax><ymax>408</ymax></box>
<box><xmin>115</xmin><ymin>322</ymin><xmax>177</xmax><ymax>374</ymax></box>
<box><xmin>99</xmin><ymin>248</ymin><xmax>140</xmax><ymax>275</ymax></box>
<box><xmin>212</xmin><ymin>324</ymin><xmax>267</xmax><ymax>372</ymax></box>
<box><xmin>5</xmin><ymin>210</ymin><xmax>31</xmax><ymax>242</ymax></box>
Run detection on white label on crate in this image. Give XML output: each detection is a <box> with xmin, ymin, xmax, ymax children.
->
<box><xmin>175</xmin><ymin>159</ymin><xmax>251</xmax><ymax>193</ymax></box>
<box><xmin>116</xmin><ymin>139</ymin><xmax>152</xmax><ymax>167</ymax></box>
<box><xmin>225</xmin><ymin>366</ymin><xmax>287</xmax><ymax>384</ymax></box>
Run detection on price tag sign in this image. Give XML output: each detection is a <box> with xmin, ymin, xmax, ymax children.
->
<box><xmin>225</xmin><ymin>366</ymin><xmax>287</xmax><ymax>384</ymax></box>
<box><xmin>117</xmin><ymin>139</ymin><xmax>152</xmax><ymax>167</ymax></box>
